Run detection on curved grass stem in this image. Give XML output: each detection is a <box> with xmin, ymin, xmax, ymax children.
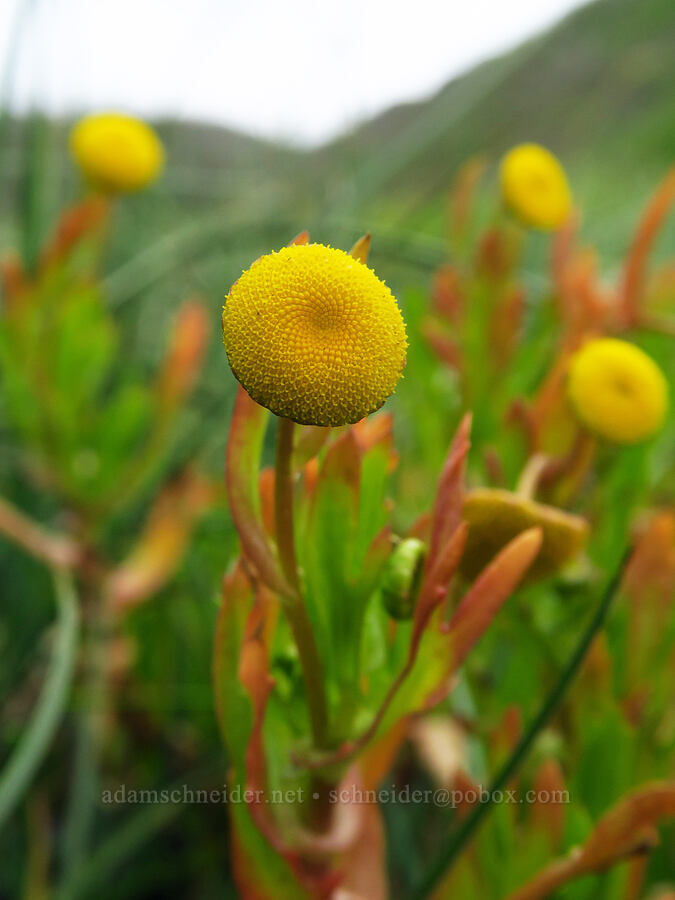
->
<box><xmin>62</xmin><ymin>586</ymin><xmax>115</xmax><ymax>875</ymax></box>
<box><xmin>413</xmin><ymin>548</ymin><xmax>631</xmax><ymax>898</ymax></box>
<box><xmin>0</xmin><ymin>569</ymin><xmax>80</xmax><ymax>828</ymax></box>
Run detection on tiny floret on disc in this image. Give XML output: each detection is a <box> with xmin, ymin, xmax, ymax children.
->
<box><xmin>567</xmin><ymin>337</ymin><xmax>668</xmax><ymax>444</ymax></box>
<box><xmin>222</xmin><ymin>243</ymin><xmax>408</xmax><ymax>426</ymax></box>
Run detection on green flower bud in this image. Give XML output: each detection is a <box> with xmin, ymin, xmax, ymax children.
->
<box><xmin>381</xmin><ymin>537</ymin><xmax>427</xmax><ymax>621</ymax></box>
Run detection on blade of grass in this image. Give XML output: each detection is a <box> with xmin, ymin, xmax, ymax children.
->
<box><xmin>55</xmin><ymin>764</ymin><xmax>221</xmax><ymax>900</ymax></box>
<box><xmin>413</xmin><ymin>548</ymin><xmax>631</xmax><ymax>898</ymax></box>
<box><xmin>57</xmin><ymin>798</ymin><xmax>181</xmax><ymax>900</ymax></box>
<box><xmin>19</xmin><ymin>110</ymin><xmax>51</xmax><ymax>272</ymax></box>
<box><xmin>0</xmin><ymin>569</ymin><xmax>80</xmax><ymax>829</ymax></box>
<box><xmin>0</xmin><ymin>0</ymin><xmax>35</xmax><ymax>168</ymax></box>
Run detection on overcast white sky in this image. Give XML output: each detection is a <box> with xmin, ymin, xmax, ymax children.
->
<box><xmin>2</xmin><ymin>0</ymin><xmax>586</xmax><ymax>146</ymax></box>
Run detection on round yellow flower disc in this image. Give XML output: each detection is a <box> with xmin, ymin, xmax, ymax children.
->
<box><xmin>500</xmin><ymin>143</ymin><xmax>572</xmax><ymax>230</ymax></box>
<box><xmin>567</xmin><ymin>338</ymin><xmax>668</xmax><ymax>444</ymax></box>
<box><xmin>70</xmin><ymin>113</ymin><xmax>164</xmax><ymax>193</ymax></box>
<box><xmin>222</xmin><ymin>244</ymin><xmax>407</xmax><ymax>426</ymax></box>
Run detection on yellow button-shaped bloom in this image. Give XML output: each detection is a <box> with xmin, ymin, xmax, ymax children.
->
<box><xmin>70</xmin><ymin>113</ymin><xmax>164</xmax><ymax>193</ymax></box>
<box><xmin>500</xmin><ymin>143</ymin><xmax>572</xmax><ymax>230</ymax></box>
<box><xmin>567</xmin><ymin>338</ymin><xmax>668</xmax><ymax>444</ymax></box>
<box><xmin>222</xmin><ymin>244</ymin><xmax>407</xmax><ymax>426</ymax></box>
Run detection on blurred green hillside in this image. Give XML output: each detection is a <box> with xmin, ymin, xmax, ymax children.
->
<box><xmin>3</xmin><ymin>0</ymin><xmax>675</xmax><ymax>260</ymax></box>
<box><xmin>2</xmin><ymin>0</ymin><xmax>674</xmax><ymax>495</ymax></box>
<box><xmin>318</xmin><ymin>0</ymin><xmax>675</xmax><ymax>239</ymax></box>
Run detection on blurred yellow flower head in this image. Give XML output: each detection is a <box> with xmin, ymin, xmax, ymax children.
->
<box><xmin>222</xmin><ymin>243</ymin><xmax>407</xmax><ymax>426</ymax></box>
<box><xmin>500</xmin><ymin>143</ymin><xmax>572</xmax><ymax>230</ymax></box>
<box><xmin>567</xmin><ymin>337</ymin><xmax>668</xmax><ymax>444</ymax></box>
<box><xmin>70</xmin><ymin>113</ymin><xmax>164</xmax><ymax>193</ymax></box>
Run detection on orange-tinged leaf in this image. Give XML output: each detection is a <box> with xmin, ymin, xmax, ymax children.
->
<box><xmin>335</xmin><ymin>795</ymin><xmax>387</xmax><ymax>900</ymax></box>
<box><xmin>350</xmin><ymin>232</ymin><xmax>371</xmax><ymax>264</ymax></box>
<box><xmin>489</xmin><ymin>285</ymin><xmax>524</xmax><ymax>367</ymax></box>
<box><xmin>212</xmin><ymin>561</ymin><xmax>253</xmax><ymax>740</ymax></box>
<box><xmin>258</xmin><ymin>467</ymin><xmax>276</xmax><ymax>539</ymax></box>
<box><xmin>427</xmin><ymin>414</ymin><xmax>471</xmax><ymax>574</ymax></box>
<box><xmin>39</xmin><ymin>195</ymin><xmax>110</xmax><ymax>272</ymax></box>
<box><xmin>451</xmin><ymin>769</ymin><xmax>482</xmax><ymax>822</ymax></box>
<box><xmin>444</xmin><ymin>527</ymin><xmax>543</xmax><ymax>672</ymax></box>
<box><xmin>293</xmin><ymin>424</ymin><xmax>331</xmax><ymax>467</ymax></box>
<box><xmin>449</xmin><ymin>155</ymin><xmax>487</xmax><ymax>242</ymax></box>
<box><xmin>360</xmin><ymin>719</ymin><xmax>408</xmax><ymax>791</ymax></box>
<box><xmin>623</xmin><ymin>510</ymin><xmax>675</xmax><ymax>604</ymax></box>
<box><xmin>238</xmin><ymin>589</ymin><xmax>339</xmax><ymax>898</ymax></box>
<box><xmin>621</xmin><ymin>167</ymin><xmax>675</xmax><ymax>326</ymax></box>
<box><xmin>230</xmin><ymin>815</ymin><xmax>307</xmax><ymax>900</ymax></box>
<box><xmin>423</xmin><ymin>321</ymin><xmax>463</xmax><ymax>370</ymax></box>
<box><xmin>491</xmin><ymin>705</ymin><xmax>523</xmax><ymax>760</ymax></box>
<box><xmin>580</xmin><ymin>782</ymin><xmax>675</xmax><ymax>867</ymax></box>
<box><xmin>0</xmin><ymin>495</ymin><xmax>81</xmax><ymax>570</ymax></box>
<box><xmin>431</xmin><ymin>264</ymin><xmax>463</xmax><ymax>323</ymax></box>
<box><xmin>475</xmin><ymin>226</ymin><xmax>519</xmax><ymax>282</ymax></box>
<box><xmin>289</xmin><ymin>230</ymin><xmax>309</xmax><ymax>246</ymax></box>
<box><xmin>0</xmin><ymin>253</ymin><xmax>28</xmax><ymax>310</ymax></box>
<box><xmin>319</xmin><ymin>429</ymin><xmax>362</xmax><ymax>503</ymax></box>
<box><xmin>106</xmin><ymin>470</ymin><xmax>215</xmax><ymax>611</ymax></box>
<box><xmin>414</xmin><ymin>524</ymin><xmax>467</xmax><ymax>644</ymax></box>
<box><xmin>530</xmin><ymin>758</ymin><xmax>567</xmax><ymax>849</ymax></box>
<box><xmin>156</xmin><ymin>300</ymin><xmax>209</xmax><ymax>409</ymax></box>
<box><xmin>505</xmin><ymin>782</ymin><xmax>675</xmax><ymax>900</ymax></box>
<box><xmin>352</xmin><ymin>411</ymin><xmax>393</xmax><ymax>453</ymax></box>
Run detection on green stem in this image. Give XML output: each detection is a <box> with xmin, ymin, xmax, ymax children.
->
<box><xmin>0</xmin><ymin>570</ymin><xmax>80</xmax><ymax>828</ymax></box>
<box><xmin>413</xmin><ymin>549</ymin><xmax>630</xmax><ymax>899</ymax></box>
<box><xmin>275</xmin><ymin>418</ymin><xmax>302</xmax><ymax>594</ymax></box>
<box><xmin>61</xmin><ymin>589</ymin><xmax>114</xmax><ymax>874</ymax></box>
<box><xmin>274</xmin><ymin>417</ymin><xmax>329</xmax><ymax>749</ymax></box>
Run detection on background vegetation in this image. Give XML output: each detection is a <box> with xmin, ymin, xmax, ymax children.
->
<box><xmin>1</xmin><ymin>0</ymin><xmax>674</xmax><ymax>896</ymax></box>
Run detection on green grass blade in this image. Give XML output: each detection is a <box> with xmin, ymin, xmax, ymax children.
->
<box><xmin>0</xmin><ymin>569</ymin><xmax>80</xmax><ymax>829</ymax></box>
<box><xmin>413</xmin><ymin>548</ymin><xmax>631</xmax><ymax>898</ymax></box>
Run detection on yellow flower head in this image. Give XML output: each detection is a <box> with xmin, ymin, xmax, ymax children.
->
<box><xmin>70</xmin><ymin>113</ymin><xmax>164</xmax><ymax>193</ymax></box>
<box><xmin>222</xmin><ymin>243</ymin><xmax>407</xmax><ymax>426</ymax></box>
<box><xmin>500</xmin><ymin>143</ymin><xmax>572</xmax><ymax>230</ymax></box>
<box><xmin>567</xmin><ymin>338</ymin><xmax>668</xmax><ymax>444</ymax></box>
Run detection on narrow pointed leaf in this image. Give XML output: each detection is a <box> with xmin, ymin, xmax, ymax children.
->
<box><xmin>226</xmin><ymin>387</ymin><xmax>290</xmax><ymax>594</ymax></box>
<box><xmin>350</xmin><ymin>233</ymin><xmax>371</xmax><ymax>264</ymax></box>
<box><xmin>445</xmin><ymin>527</ymin><xmax>543</xmax><ymax>672</ymax></box>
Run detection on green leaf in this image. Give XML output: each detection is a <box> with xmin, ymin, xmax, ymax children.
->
<box><xmin>572</xmin><ymin>706</ymin><xmax>634</xmax><ymax>818</ymax></box>
<box><xmin>301</xmin><ymin>431</ymin><xmax>361</xmax><ymax>695</ymax></box>
<box><xmin>212</xmin><ymin>564</ymin><xmax>255</xmax><ymax>768</ymax></box>
<box><xmin>50</xmin><ymin>286</ymin><xmax>117</xmax><ymax>427</ymax></box>
<box><xmin>225</xmin><ymin>388</ymin><xmax>288</xmax><ymax>595</ymax></box>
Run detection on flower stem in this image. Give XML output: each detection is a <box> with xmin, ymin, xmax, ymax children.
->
<box><xmin>413</xmin><ymin>547</ymin><xmax>630</xmax><ymax>899</ymax></box>
<box><xmin>515</xmin><ymin>453</ymin><xmax>549</xmax><ymax>500</ymax></box>
<box><xmin>274</xmin><ymin>418</ymin><xmax>329</xmax><ymax>750</ymax></box>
